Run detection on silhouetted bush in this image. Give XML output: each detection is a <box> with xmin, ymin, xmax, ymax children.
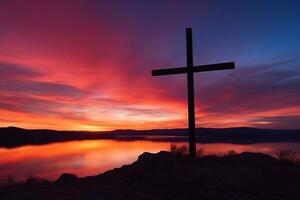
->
<box><xmin>226</xmin><ymin>150</ymin><xmax>237</xmax><ymax>156</ymax></box>
<box><xmin>170</xmin><ymin>144</ymin><xmax>205</xmax><ymax>158</ymax></box>
<box><xmin>196</xmin><ymin>148</ymin><xmax>205</xmax><ymax>158</ymax></box>
<box><xmin>170</xmin><ymin>143</ymin><xmax>177</xmax><ymax>154</ymax></box>
<box><xmin>170</xmin><ymin>144</ymin><xmax>189</xmax><ymax>157</ymax></box>
<box><xmin>275</xmin><ymin>149</ymin><xmax>300</xmax><ymax>165</ymax></box>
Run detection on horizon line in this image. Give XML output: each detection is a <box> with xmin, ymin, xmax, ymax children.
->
<box><xmin>1</xmin><ymin>126</ymin><xmax>300</xmax><ymax>133</ymax></box>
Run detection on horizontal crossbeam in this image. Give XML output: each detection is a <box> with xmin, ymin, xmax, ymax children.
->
<box><xmin>152</xmin><ymin>62</ymin><xmax>235</xmax><ymax>76</ymax></box>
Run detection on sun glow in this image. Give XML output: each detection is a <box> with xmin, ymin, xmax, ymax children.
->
<box><xmin>0</xmin><ymin>0</ymin><xmax>299</xmax><ymax>130</ymax></box>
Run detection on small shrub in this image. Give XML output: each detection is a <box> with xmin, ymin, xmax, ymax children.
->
<box><xmin>196</xmin><ymin>148</ymin><xmax>205</xmax><ymax>158</ymax></box>
<box><xmin>170</xmin><ymin>144</ymin><xmax>189</xmax><ymax>157</ymax></box>
<box><xmin>275</xmin><ymin>149</ymin><xmax>299</xmax><ymax>165</ymax></box>
<box><xmin>170</xmin><ymin>144</ymin><xmax>205</xmax><ymax>158</ymax></box>
<box><xmin>227</xmin><ymin>150</ymin><xmax>237</xmax><ymax>156</ymax></box>
<box><xmin>170</xmin><ymin>144</ymin><xmax>177</xmax><ymax>153</ymax></box>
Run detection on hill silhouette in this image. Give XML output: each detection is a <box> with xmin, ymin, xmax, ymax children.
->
<box><xmin>1</xmin><ymin>126</ymin><xmax>300</xmax><ymax>148</ymax></box>
<box><xmin>1</xmin><ymin>151</ymin><xmax>300</xmax><ymax>199</ymax></box>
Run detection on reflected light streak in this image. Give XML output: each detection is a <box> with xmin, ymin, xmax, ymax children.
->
<box><xmin>1</xmin><ymin>140</ymin><xmax>300</xmax><ymax>183</ymax></box>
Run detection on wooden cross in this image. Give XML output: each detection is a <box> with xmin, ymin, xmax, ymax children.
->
<box><xmin>151</xmin><ymin>28</ymin><xmax>235</xmax><ymax>158</ymax></box>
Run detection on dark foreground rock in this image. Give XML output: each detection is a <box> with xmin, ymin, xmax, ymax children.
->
<box><xmin>56</xmin><ymin>173</ymin><xmax>78</xmax><ymax>183</ymax></box>
<box><xmin>1</xmin><ymin>151</ymin><xmax>300</xmax><ymax>200</ymax></box>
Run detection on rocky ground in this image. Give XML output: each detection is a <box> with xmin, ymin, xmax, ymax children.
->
<box><xmin>1</xmin><ymin>151</ymin><xmax>300</xmax><ymax>200</ymax></box>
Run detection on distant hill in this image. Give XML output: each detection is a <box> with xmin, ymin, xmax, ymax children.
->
<box><xmin>0</xmin><ymin>127</ymin><xmax>115</xmax><ymax>148</ymax></box>
<box><xmin>0</xmin><ymin>126</ymin><xmax>300</xmax><ymax>148</ymax></box>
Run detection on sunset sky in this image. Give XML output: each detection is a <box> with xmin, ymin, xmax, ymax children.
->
<box><xmin>0</xmin><ymin>0</ymin><xmax>300</xmax><ymax>130</ymax></box>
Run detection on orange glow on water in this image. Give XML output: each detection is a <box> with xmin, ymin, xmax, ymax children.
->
<box><xmin>1</xmin><ymin>140</ymin><xmax>300</xmax><ymax>183</ymax></box>
<box><xmin>0</xmin><ymin>140</ymin><xmax>171</xmax><ymax>182</ymax></box>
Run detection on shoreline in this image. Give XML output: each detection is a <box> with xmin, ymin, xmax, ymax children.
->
<box><xmin>1</xmin><ymin>126</ymin><xmax>300</xmax><ymax>148</ymax></box>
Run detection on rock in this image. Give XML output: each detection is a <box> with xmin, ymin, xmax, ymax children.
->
<box><xmin>137</xmin><ymin>151</ymin><xmax>173</xmax><ymax>162</ymax></box>
<box><xmin>56</xmin><ymin>173</ymin><xmax>77</xmax><ymax>183</ymax></box>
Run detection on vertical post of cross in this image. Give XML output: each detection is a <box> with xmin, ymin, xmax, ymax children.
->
<box><xmin>186</xmin><ymin>27</ymin><xmax>196</xmax><ymax>158</ymax></box>
<box><xmin>151</xmin><ymin>28</ymin><xmax>235</xmax><ymax>158</ymax></box>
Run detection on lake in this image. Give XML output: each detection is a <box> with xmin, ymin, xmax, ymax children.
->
<box><xmin>1</xmin><ymin>139</ymin><xmax>300</xmax><ymax>184</ymax></box>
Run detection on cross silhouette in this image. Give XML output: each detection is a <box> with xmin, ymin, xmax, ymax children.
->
<box><xmin>151</xmin><ymin>28</ymin><xmax>235</xmax><ymax>157</ymax></box>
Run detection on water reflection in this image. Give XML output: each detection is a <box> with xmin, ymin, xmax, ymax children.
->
<box><xmin>0</xmin><ymin>139</ymin><xmax>300</xmax><ymax>183</ymax></box>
